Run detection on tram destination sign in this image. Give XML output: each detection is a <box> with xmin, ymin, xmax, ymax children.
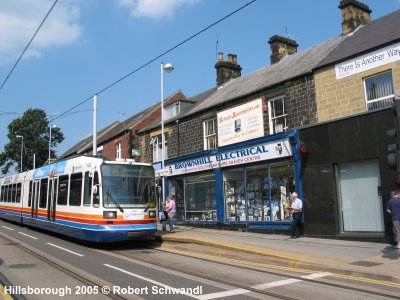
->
<box><xmin>166</xmin><ymin>139</ymin><xmax>292</xmax><ymax>176</ymax></box>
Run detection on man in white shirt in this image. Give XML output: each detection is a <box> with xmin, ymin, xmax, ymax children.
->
<box><xmin>290</xmin><ymin>192</ymin><xmax>303</xmax><ymax>238</ymax></box>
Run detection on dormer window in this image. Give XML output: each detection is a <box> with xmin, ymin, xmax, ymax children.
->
<box><xmin>164</xmin><ymin>102</ymin><xmax>180</xmax><ymax>120</ymax></box>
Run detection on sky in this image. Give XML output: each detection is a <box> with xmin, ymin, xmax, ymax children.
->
<box><xmin>0</xmin><ymin>0</ymin><xmax>399</xmax><ymax>160</ymax></box>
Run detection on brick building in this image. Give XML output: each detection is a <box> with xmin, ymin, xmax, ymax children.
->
<box><xmin>137</xmin><ymin>0</ymin><xmax>400</xmax><ymax>242</ymax></box>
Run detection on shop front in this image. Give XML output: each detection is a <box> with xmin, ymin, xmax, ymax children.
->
<box><xmin>164</xmin><ymin>131</ymin><xmax>303</xmax><ymax>230</ymax></box>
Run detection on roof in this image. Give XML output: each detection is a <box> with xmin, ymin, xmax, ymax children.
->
<box><xmin>60</xmin><ymin>90</ymin><xmax>186</xmax><ymax>157</ymax></box>
<box><xmin>181</xmin><ymin>36</ymin><xmax>345</xmax><ymax>117</ymax></box>
<box><xmin>141</xmin><ymin>87</ymin><xmax>216</xmax><ymax>132</ymax></box>
<box><xmin>316</xmin><ymin>9</ymin><xmax>400</xmax><ymax>68</ymax></box>
<box><xmin>60</xmin><ymin>121</ymin><xmax>120</xmax><ymax>158</ymax></box>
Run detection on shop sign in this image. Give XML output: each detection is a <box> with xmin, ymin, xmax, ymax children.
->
<box><xmin>167</xmin><ymin>139</ymin><xmax>291</xmax><ymax>176</ymax></box>
<box><xmin>217</xmin><ymin>98</ymin><xmax>264</xmax><ymax>147</ymax></box>
<box><xmin>335</xmin><ymin>42</ymin><xmax>400</xmax><ymax>79</ymax></box>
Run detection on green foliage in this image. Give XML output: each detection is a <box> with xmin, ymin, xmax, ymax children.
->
<box><xmin>0</xmin><ymin>108</ymin><xmax>64</xmax><ymax>174</ymax></box>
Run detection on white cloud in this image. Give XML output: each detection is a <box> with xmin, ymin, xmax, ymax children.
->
<box><xmin>0</xmin><ymin>0</ymin><xmax>81</xmax><ymax>66</ymax></box>
<box><xmin>118</xmin><ymin>0</ymin><xmax>200</xmax><ymax>20</ymax></box>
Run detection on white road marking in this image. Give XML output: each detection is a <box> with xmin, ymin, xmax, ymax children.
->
<box><xmin>302</xmin><ymin>272</ymin><xmax>332</xmax><ymax>280</ymax></box>
<box><xmin>198</xmin><ymin>272</ymin><xmax>332</xmax><ymax>300</ymax></box>
<box><xmin>197</xmin><ymin>288</ymin><xmax>249</xmax><ymax>300</ymax></box>
<box><xmin>46</xmin><ymin>243</ymin><xmax>84</xmax><ymax>257</ymax></box>
<box><xmin>18</xmin><ymin>232</ymin><xmax>38</xmax><ymax>240</ymax></box>
<box><xmin>1</xmin><ymin>226</ymin><xmax>14</xmax><ymax>231</ymax></box>
<box><xmin>104</xmin><ymin>264</ymin><xmax>201</xmax><ymax>299</ymax></box>
<box><xmin>253</xmin><ymin>278</ymin><xmax>301</xmax><ymax>289</ymax></box>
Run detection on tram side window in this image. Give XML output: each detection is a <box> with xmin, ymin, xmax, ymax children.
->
<box><xmin>16</xmin><ymin>183</ymin><xmax>21</xmax><ymax>203</ymax></box>
<box><xmin>28</xmin><ymin>182</ymin><xmax>33</xmax><ymax>207</ymax></box>
<box><xmin>10</xmin><ymin>184</ymin><xmax>15</xmax><ymax>203</ymax></box>
<box><xmin>57</xmin><ymin>175</ymin><xmax>69</xmax><ymax>205</ymax></box>
<box><xmin>69</xmin><ymin>173</ymin><xmax>82</xmax><ymax>206</ymax></box>
<box><xmin>93</xmin><ymin>171</ymin><xmax>99</xmax><ymax>207</ymax></box>
<box><xmin>4</xmin><ymin>184</ymin><xmax>10</xmax><ymax>202</ymax></box>
<box><xmin>39</xmin><ymin>179</ymin><xmax>48</xmax><ymax>208</ymax></box>
<box><xmin>0</xmin><ymin>186</ymin><xmax>4</xmax><ymax>202</ymax></box>
<box><xmin>83</xmin><ymin>172</ymin><xmax>92</xmax><ymax>206</ymax></box>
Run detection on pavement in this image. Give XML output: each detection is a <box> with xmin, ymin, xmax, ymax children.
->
<box><xmin>157</xmin><ymin>224</ymin><xmax>400</xmax><ymax>284</ymax></box>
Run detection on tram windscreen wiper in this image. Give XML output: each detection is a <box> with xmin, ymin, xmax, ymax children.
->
<box><xmin>106</xmin><ymin>191</ymin><xmax>124</xmax><ymax>213</ymax></box>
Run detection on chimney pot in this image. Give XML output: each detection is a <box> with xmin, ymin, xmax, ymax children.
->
<box><xmin>218</xmin><ymin>52</ymin><xmax>224</xmax><ymax>61</ymax></box>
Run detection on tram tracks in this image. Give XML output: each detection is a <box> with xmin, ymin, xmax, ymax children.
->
<box><xmin>1</xmin><ymin>224</ymin><xmax>399</xmax><ymax>300</ymax></box>
<box><xmin>0</xmin><ymin>233</ymin><xmax>125</xmax><ymax>300</ymax></box>
<box><xmin>106</xmin><ymin>241</ymin><xmax>400</xmax><ymax>300</ymax></box>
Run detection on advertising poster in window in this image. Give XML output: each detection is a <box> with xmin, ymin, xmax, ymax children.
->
<box><xmin>217</xmin><ymin>98</ymin><xmax>264</xmax><ymax>147</ymax></box>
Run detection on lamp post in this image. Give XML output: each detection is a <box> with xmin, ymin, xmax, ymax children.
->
<box><xmin>48</xmin><ymin>125</ymin><xmax>57</xmax><ymax>164</ymax></box>
<box><xmin>160</xmin><ymin>62</ymin><xmax>174</xmax><ymax>205</ymax></box>
<box><xmin>16</xmin><ymin>135</ymin><xmax>23</xmax><ymax>171</ymax></box>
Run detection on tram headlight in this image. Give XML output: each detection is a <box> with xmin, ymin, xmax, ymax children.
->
<box><xmin>149</xmin><ymin>210</ymin><xmax>156</xmax><ymax>218</ymax></box>
<box><xmin>103</xmin><ymin>211</ymin><xmax>117</xmax><ymax>219</ymax></box>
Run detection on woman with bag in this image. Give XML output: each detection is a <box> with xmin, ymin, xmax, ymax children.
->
<box><xmin>165</xmin><ymin>196</ymin><xmax>176</xmax><ymax>233</ymax></box>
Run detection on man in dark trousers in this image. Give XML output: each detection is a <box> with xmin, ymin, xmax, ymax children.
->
<box><xmin>387</xmin><ymin>190</ymin><xmax>400</xmax><ymax>249</ymax></box>
<box><xmin>289</xmin><ymin>192</ymin><xmax>303</xmax><ymax>238</ymax></box>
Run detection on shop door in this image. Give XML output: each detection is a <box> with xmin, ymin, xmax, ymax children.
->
<box><xmin>337</xmin><ymin>159</ymin><xmax>384</xmax><ymax>232</ymax></box>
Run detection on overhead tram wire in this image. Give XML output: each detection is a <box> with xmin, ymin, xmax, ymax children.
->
<box><xmin>49</xmin><ymin>0</ymin><xmax>256</xmax><ymax>123</ymax></box>
<box><xmin>0</xmin><ymin>0</ymin><xmax>59</xmax><ymax>91</ymax></box>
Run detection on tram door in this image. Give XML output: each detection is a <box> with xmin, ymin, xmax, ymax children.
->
<box><xmin>47</xmin><ymin>178</ymin><xmax>58</xmax><ymax>221</ymax></box>
<box><xmin>31</xmin><ymin>180</ymin><xmax>40</xmax><ymax>218</ymax></box>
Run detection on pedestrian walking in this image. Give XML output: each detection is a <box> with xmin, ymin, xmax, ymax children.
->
<box><xmin>160</xmin><ymin>201</ymin><xmax>168</xmax><ymax>232</ymax></box>
<box><xmin>289</xmin><ymin>192</ymin><xmax>303</xmax><ymax>239</ymax></box>
<box><xmin>165</xmin><ymin>196</ymin><xmax>176</xmax><ymax>233</ymax></box>
<box><xmin>387</xmin><ymin>190</ymin><xmax>400</xmax><ymax>249</ymax></box>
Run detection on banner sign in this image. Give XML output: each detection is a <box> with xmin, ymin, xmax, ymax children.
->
<box><xmin>166</xmin><ymin>139</ymin><xmax>291</xmax><ymax>176</ymax></box>
<box><xmin>33</xmin><ymin>161</ymin><xmax>68</xmax><ymax>179</ymax></box>
<box><xmin>335</xmin><ymin>42</ymin><xmax>400</xmax><ymax>79</ymax></box>
<box><xmin>217</xmin><ymin>98</ymin><xmax>264</xmax><ymax>147</ymax></box>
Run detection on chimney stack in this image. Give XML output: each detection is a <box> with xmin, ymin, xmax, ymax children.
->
<box><xmin>339</xmin><ymin>0</ymin><xmax>371</xmax><ymax>35</ymax></box>
<box><xmin>268</xmin><ymin>35</ymin><xmax>298</xmax><ymax>65</ymax></box>
<box><xmin>215</xmin><ymin>52</ymin><xmax>242</xmax><ymax>86</ymax></box>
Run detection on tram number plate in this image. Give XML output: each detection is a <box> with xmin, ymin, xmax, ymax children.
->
<box><xmin>127</xmin><ymin>231</ymin><xmax>146</xmax><ymax>238</ymax></box>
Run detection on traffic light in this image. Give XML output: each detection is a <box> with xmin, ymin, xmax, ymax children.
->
<box><xmin>387</xmin><ymin>99</ymin><xmax>400</xmax><ymax>171</ymax></box>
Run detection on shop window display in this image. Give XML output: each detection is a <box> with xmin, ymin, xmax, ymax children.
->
<box><xmin>223</xmin><ymin>161</ymin><xmax>295</xmax><ymax>223</ymax></box>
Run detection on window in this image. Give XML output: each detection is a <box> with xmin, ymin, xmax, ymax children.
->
<box><xmin>164</xmin><ymin>102</ymin><xmax>180</xmax><ymax>120</ymax></box>
<box><xmin>69</xmin><ymin>173</ymin><xmax>82</xmax><ymax>206</ymax></box>
<box><xmin>151</xmin><ymin>135</ymin><xmax>168</xmax><ymax>163</ymax></box>
<box><xmin>268</xmin><ymin>95</ymin><xmax>287</xmax><ymax>135</ymax></box>
<box><xmin>203</xmin><ymin>119</ymin><xmax>217</xmax><ymax>150</ymax></box>
<box><xmin>39</xmin><ymin>179</ymin><xmax>48</xmax><ymax>208</ymax></box>
<box><xmin>364</xmin><ymin>71</ymin><xmax>394</xmax><ymax>111</ymax></box>
<box><xmin>57</xmin><ymin>175</ymin><xmax>69</xmax><ymax>205</ymax></box>
<box><xmin>116</xmin><ymin>142</ymin><xmax>122</xmax><ymax>159</ymax></box>
<box><xmin>92</xmin><ymin>171</ymin><xmax>100</xmax><ymax>207</ymax></box>
<box><xmin>83</xmin><ymin>172</ymin><xmax>92</xmax><ymax>206</ymax></box>
<box><xmin>16</xmin><ymin>183</ymin><xmax>21</xmax><ymax>203</ymax></box>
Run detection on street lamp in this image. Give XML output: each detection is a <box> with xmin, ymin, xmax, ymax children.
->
<box><xmin>49</xmin><ymin>125</ymin><xmax>57</xmax><ymax>164</ymax></box>
<box><xmin>160</xmin><ymin>62</ymin><xmax>174</xmax><ymax>205</ymax></box>
<box><xmin>16</xmin><ymin>135</ymin><xmax>23</xmax><ymax>171</ymax></box>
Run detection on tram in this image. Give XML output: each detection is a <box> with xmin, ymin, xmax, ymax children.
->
<box><xmin>0</xmin><ymin>156</ymin><xmax>158</xmax><ymax>242</ymax></box>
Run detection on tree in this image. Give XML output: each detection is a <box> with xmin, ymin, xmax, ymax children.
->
<box><xmin>0</xmin><ymin>108</ymin><xmax>64</xmax><ymax>174</ymax></box>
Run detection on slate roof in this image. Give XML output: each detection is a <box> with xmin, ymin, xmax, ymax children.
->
<box><xmin>60</xmin><ymin>91</ymin><xmax>186</xmax><ymax>157</ymax></box>
<box><xmin>316</xmin><ymin>9</ymin><xmax>400</xmax><ymax>68</ymax></box>
<box><xmin>172</xmin><ymin>36</ymin><xmax>344</xmax><ymax>121</ymax></box>
<box><xmin>141</xmin><ymin>87</ymin><xmax>216</xmax><ymax>132</ymax></box>
<box><xmin>60</xmin><ymin>121</ymin><xmax>120</xmax><ymax>158</ymax></box>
